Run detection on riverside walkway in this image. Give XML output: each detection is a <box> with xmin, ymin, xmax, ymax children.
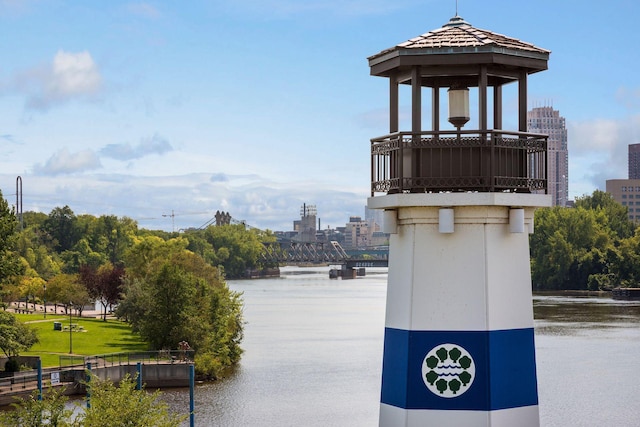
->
<box><xmin>0</xmin><ymin>350</ymin><xmax>194</xmax><ymax>406</ymax></box>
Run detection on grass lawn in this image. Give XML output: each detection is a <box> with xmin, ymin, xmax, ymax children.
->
<box><xmin>15</xmin><ymin>313</ymin><xmax>150</xmax><ymax>368</ymax></box>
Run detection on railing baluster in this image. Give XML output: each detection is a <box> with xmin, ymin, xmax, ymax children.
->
<box><xmin>371</xmin><ymin>130</ymin><xmax>547</xmax><ymax>195</ymax></box>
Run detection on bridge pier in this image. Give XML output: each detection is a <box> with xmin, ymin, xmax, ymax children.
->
<box><xmin>329</xmin><ymin>266</ymin><xmax>362</xmax><ymax>279</ymax></box>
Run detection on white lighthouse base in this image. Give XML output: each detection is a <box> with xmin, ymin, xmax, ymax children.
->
<box><xmin>380</xmin><ymin>403</ymin><xmax>540</xmax><ymax>427</ymax></box>
<box><xmin>368</xmin><ymin>193</ymin><xmax>550</xmax><ymax>427</ymax></box>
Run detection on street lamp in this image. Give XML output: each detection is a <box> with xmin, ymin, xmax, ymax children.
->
<box><xmin>69</xmin><ymin>301</ymin><xmax>73</xmax><ymax>355</ymax></box>
<box><xmin>43</xmin><ymin>284</ymin><xmax>46</xmax><ymax>319</ymax></box>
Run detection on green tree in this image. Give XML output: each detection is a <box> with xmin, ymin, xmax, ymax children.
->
<box><xmin>530</xmin><ymin>192</ymin><xmax>637</xmax><ymax>290</ymax></box>
<box><xmin>135</xmin><ymin>262</ymin><xmax>205</xmax><ymax>349</ymax></box>
<box><xmin>0</xmin><ymin>310</ymin><xmax>38</xmax><ymax>359</ymax></box>
<box><xmin>78</xmin><ymin>264</ymin><xmax>124</xmax><ymax>321</ymax></box>
<box><xmin>0</xmin><ymin>388</ymin><xmax>73</xmax><ymax>427</ymax></box>
<box><xmin>43</xmin><ymin>206</ymin><xmax>81</xmax><ymax>253</ymax></box>
<box><xmin>78</xmin><ymin>374</ymin><xmax>186</xmax><ymax>427</ymax></box>
<box><xmin>60</xmin><ymin>238</ymin><xmax>106</xmax><ymax>273</ymax></box>
<box><xmin>196</xmin><ymin>281</ymin><xmax>244</xmax><ymax>377</ymax></box>
<box><xmin>124</xmin><ymin>235</ymin><xmax>190</xmax><ymax>280</ymax></box>
<box><xmin>0</xmin><ymin>375</ymin><xmax>185</xmax><ymax>427</ymax></box>
<box><xmin>15</xmin><ymin>227</ymin><xmax>62</xmax><ymax>280</ymax></box>
<box><xmin>84</xmin><ymin>215</ymin><xmax>137</xmax><ymax>265</ymax></box>
<box><xmin>575</xmin><ymin>190</ymin><xmax>635</xmax><ymax>239</ymax></box>
<box><xmin>45</xmin><ymin>274</ymin><xmax>80</xmax><ymax>313</ymax></box>
<box><xmin>0</xmin><ymin>190</ymin><xmax>24</xmax><ymax>300</ymax></box>
<box><xmin>20</xmin><ymin>211</ymin><xmax>48</xmax><ymax>230</ymax></box>
<box><xmin>531</xmin><ymin>207</ymin><xmax>610</xmax><ymax>290</ymax></box>
<box><xmin>201</xmin><ymin>224</ymin><xmax>274</xmax><ymax>278</ymax></box>
<box><xmin>612</xmin><ymin>229</ymin><xmax>640</xmax><ymax>286</ymax></box>
<box><xmin>119</xmin><ymin>238</ymin><xmax>243</xmax><ymax>378</ymax></box>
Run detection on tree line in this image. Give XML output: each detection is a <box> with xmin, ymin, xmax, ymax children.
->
<box><xmin>530</xmin><ymin>190</ymin><xmax>639</xmax><ymax>290</ymax></box>
<box><xmin>0</xmin><ymin>190</ymin><xmax>276</xmax><ymax>377</ymax></box>
<box><xmin>1</xmin><ymin>188</ymin><xmax>639</xmax><ymax>369</ymax></box>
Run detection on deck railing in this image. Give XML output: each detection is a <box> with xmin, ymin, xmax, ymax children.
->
<box><xmin>61</xmin><ymin>350</ymin><xmax>195</xmax><ymax>368</ymax></box>
<box><xmin>371</xmin><ymin>130</ymin><xmax>547</xmax><ymax>195</ymax></box>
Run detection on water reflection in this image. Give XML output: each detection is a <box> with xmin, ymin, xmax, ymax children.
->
<box><xmin>534</xmin><ymin>293</ymin><xmax>640</xmax><ymax>427</ymax></box>
<box><xmin>534</xmin><ymin>293</ymin><xmax>640</xmax><ymax>334</ymax></box>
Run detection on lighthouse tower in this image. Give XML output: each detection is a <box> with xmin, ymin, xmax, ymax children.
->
<box><xmin>367</xmin><ymin>16</ymin><xmax>551</xmax><ymax>427</ymax></box>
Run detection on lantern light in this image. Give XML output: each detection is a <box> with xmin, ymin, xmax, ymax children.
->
<box><xmin>448</xmin><ymin>86</ymin><xmax>470</xmax><ymax>129</ymax></box>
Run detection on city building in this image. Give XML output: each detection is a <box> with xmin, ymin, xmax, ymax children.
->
<box><xmin>292</xmin><ymin>203</ymin><xmax>317</xmax><ymax>242</ymax></box>
<box><xmin>343</xmin><ymin>216</ymin><xmax>379</xmax><ymax>249</ymax></box>
<box><xmin>606</xmin><ymin>179</ymin><xmax>640</xmax><ymax>222</ymax></box>
<box><xmin>364</xmin><ymin>205</ymin><xmax>383</xmax><ymax>230</ymax></box>
<box><xmin>527</xmin><ymin>106</ymin><xmax>569</xmax><ymax>206</ymax></box>
<box><xmin>629</xmin><ymin>143</ymin><xmax>640</xmax><ymax>179</ymax></box>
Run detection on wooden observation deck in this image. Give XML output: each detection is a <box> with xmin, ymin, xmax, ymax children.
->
<box><xmin>368</xmin><ymin>16</ymin><xmax>551</xmax><ymax>196</ymax></box>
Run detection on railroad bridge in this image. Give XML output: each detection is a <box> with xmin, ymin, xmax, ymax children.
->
<box><xmin>260</xmin><ymin>240</ymin><xmax>388</xmax><ymax>275</ymax></box>
<box><xmin>201</xmin><ymin>211</ymin><xmax>389</xmax><ymax>271</ymax></box>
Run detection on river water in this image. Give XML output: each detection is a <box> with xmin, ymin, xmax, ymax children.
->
<box><xmin>161</xmin><ymin>266</ymin><xmax>640</xmax><ymax>427</ymax></box>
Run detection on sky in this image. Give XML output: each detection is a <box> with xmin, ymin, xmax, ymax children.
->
<box><xmin>0</xmin><ymin>0</ymin><xmax>639</xmax><ymax>232</ymax></box>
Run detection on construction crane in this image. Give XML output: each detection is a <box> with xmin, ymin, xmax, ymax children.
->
<box><xmin>162</xmin><ymin>210</ymin><xmax>210</xmax><ymax>232</ymax></box>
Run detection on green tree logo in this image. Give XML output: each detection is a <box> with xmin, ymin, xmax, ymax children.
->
<box><xmin>421</xmin><ymin>343</ymin><xmax>475</xmax><ymax>398</ymax></box>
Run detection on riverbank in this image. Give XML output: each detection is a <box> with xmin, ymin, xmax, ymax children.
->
<box><xmin>534</xmin><ymin>289</ymin><xmax>610</xmax><ymax>297</ymax></box>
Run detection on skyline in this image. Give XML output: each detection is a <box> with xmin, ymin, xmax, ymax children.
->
<box><xmin>1</xmin><ymin>0</ymin><xmax>639</xmax><ymax>232</ymax></box>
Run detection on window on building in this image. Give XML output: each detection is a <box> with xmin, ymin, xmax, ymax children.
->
<box><xmin>623</xmin><ymin>202</ymin><xmax>628</xmax><ymax>205</ymax></box>
<box><xmin>622</xmin><ymin>186</ymin><xmax>627</xmax><ymax>191</ymax></box>
<box><xmin>623</xmin><ymin>195</ymin><xmax>628</xmax><ymax>199</ymax></box>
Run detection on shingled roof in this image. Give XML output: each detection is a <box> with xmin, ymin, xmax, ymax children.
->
<box><xmin>369</xmin><ymin>16</ymin><xmax>550</xmax><ymax>63</ymax></box>
<box><xmin>368</xmin><ymin>16</ymin><xmax>550</xmax><ymax>82</ymax></box>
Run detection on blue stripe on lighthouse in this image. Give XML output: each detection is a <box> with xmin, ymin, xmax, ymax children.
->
<box><xmin>380</xmin><ymin>328</ymin><xmax>538</xmax><ymax>411</ymax></box>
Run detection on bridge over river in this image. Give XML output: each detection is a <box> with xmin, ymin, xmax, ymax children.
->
<box><xmin>260</xmin><ymin>240</ymin><xmax>388</xmax><ymax>278</ymax></box>
<box><xmin>194</xmin><ymin>212</ymin><xmax>389</xmax><ymax>273</ymax></box>
<box><xmin>262</xmin><ymin>240</ymin><xmax>387</xmax><ymax>264</ymax></box>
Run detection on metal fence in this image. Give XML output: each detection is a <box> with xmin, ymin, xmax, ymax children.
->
<box><xmin>0</xmin><ymin>368</ymin><xmax>76</xmax><ymax>394</ymax></box>
<box><xmin>61</xmin><ymin>350</ymin><xmax>195</xmax><ymax>368</ymax></box>
<box><xmin>371</xmin><ymin>129</ymin><xmax>547</xmax><ymax>195</ymax></box>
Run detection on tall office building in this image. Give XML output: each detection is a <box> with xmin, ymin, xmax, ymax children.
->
<box><xmin>527</xmin><ymin>106</ymin><xmax>569</xmax><ymax>206</ymax></box>
<box><xmin>606</xmin><ymin>179</ymin><xmax>640</xmax><ymax>222</ymax></box>
<box><xmin>364</xmin><ymin>205</ymin><xmax>383</xmax><ymax>230</ymax></box>
<box><xmin>605</xmin><ymin>144</ymin><xmax>640</xmax><ymax>222</ymax></box>
<box><xmin>629</xmin><ymin>143</ymin><xmax>640</xmax><ymax>179</ymax></box>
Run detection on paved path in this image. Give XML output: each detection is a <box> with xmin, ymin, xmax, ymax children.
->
<box><xmin>8</xmin><ymin>301</ymin><xmax>104</xmax><ymax>318</ymax></box>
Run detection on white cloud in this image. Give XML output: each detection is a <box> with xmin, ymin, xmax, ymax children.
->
<box><xmin>33</xmin><ymin>148</ymin><xmax>102</xmax><ymax>176</ymax></box>
<box><xmin>210</xmin><ymin>173</ymin><xmax>229</xmax><ymax>183</ymax></box>
<box><xmin>569</xmin><ymin>118</ymin><xmax>621</xmax><ymax>155</ymax></box>
<box><xmin>22</xmin><ymin>50</ymin><xmax>103</xmax><ymax>111</ymax></box>
<box><xmin>0</xmin><ymin>171</ymin><xmax>368</xmax><ymax>232</ymax></box>
<box><xmin>567</xmin><ymin>114</ymin><xmax>640</xmax><ymax>198</ymax></box>
<box><xmin>100</xmin><ymin>134</ymin><xmax>173</xmax><ymax>161</ymax></box>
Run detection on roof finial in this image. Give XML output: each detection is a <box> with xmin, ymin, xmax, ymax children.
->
<box><xmin>456</xmin><ymin>0</ymin><xmax>458</xmax><ymax>16</ymax></box>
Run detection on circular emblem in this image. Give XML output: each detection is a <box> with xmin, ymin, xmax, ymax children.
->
<box><xmin>422</xmin><ymin>343</ymin><xmax>475</xmax><ymax>398</ymax></box>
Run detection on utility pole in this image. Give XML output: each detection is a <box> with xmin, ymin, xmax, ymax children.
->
<box><xmin>69</xmin><ymin>301</ymin><xmax>73</xmax><ymax>354</ymax></box>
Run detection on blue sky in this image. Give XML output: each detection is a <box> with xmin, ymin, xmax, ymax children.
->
<box><xmin>0</xmin><ymin>0</ymin><xmax>638</xmax><ymax>232</ymax></box>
